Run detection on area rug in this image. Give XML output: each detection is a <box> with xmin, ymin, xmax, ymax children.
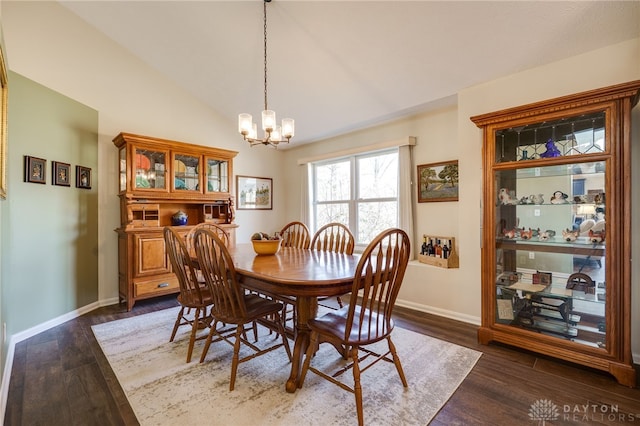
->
<box><xmin>92</xmin><ymin>307</ymin><xmax>481</xmax><ymax>425</ymax></box>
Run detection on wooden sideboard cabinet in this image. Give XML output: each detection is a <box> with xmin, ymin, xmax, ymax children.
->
<box><xmin>113</xmin><ymin>132</ymin><xmax>238</xmax><ymax>310</ymax></box>
<box><xmin>471</xmin><ymin>80</ymin><xmax>640</xmax><ymax>387</ymax></box>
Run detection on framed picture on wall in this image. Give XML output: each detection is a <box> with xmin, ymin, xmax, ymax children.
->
<box><xmin>236</xmin><ymin>175</ymin><xmax>272</xmax><ymax>210</ymax></box>
<box><xmin>52</xmin><ymin>161</ymin><xmax>71</xmax><ymax>187</ymax></box>
<box><xmin>76</xmin><ymin>165</ymin><xmax>92</xmax><ymax>189</ymax></box>
<box><xmin>24</xmin><ymin>155</ymin><xmax>47</xmax><ymax>184</ymax></box>
<box><xmin>417</xmin><ymin>160</ymin><xmax>459</xmax><ymax>202</ymax></box>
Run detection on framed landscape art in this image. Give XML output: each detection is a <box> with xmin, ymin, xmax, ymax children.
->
<box><xmin>236</xmin><ymin>175</ymin><xmax>272</xmax><ymax>210</ymax></box>
<box><xmin>417</xmin><ymin>160</ymin><xmax>459</xmax><ymax>202</ymax></box>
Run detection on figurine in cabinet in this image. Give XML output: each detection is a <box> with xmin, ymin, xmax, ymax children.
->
<box><xmin>498</xmin><ymin>188</ymin><xmax>518</xmax><ymax>205</ymax></box>
<box><xmin>539</xmin><ymin>139</ymin><xmax>562</xmax><ymax>158</ymax></box>
<box><xmin>588</xmin><ymin>228</ymin><xmax>605</xmax><ymax>243</ymax></box>
<box><xmin>529</xmin><ymin>193</ymin><xmax>544</xmax><ymax>205</ymax></box>
<box><xmin>503</xmin><ymin>228</ymin><xmax>517</xmax><ymax>239</ymax></box>
<box><xmin>538</xmin><ymin>230</ymin><xmax>555</xmax><ymax>241</ymax></box>
<box><xmin>562</xmin><ymin>228</ymin><xmax>579</xmax><ymax>242</ymax></box>
<box><xmin>550</xmin><ymin>191</ymin><xmax>569</xmax><ymax>204</ymax></box>
<box><xmin>520</xmin><ymin>228</ymin><xmax>534</xmax><ymax>240</ymax></box>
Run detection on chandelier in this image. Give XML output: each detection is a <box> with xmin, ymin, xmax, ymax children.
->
<box><xmin>238</xmin><ymin>0</ymin><xmax>294</xmax><ymax>147</ymax></box>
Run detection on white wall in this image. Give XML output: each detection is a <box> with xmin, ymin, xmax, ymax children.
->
<box><xmin>2</xmin><ymin>1</ymin><xmax>286</xmax><ymax>304</ymax></box>
<box><xmin>283</xmin><ymin>38</ymin><xmax>640</xmax><ymax>356</ymax></box>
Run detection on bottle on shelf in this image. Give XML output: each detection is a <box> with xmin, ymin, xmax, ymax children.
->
<box><xmin>435</xmin><ymin>239</ymin><xmax>442</xmax><ymax>258</ymax></box>
<box><xmin>426</xmin><ymin>238</ymin><xmax>434</xmax><ymax>256</ymax></box>
<box><xmin>421</xmin><ymin>235</ymin><xmax>428</xmax><ymax>255</ymax></box>
<box><xmin>442</xmin><ymin>240</ymin><xmax>449</xmax><ymax>259</ymax></box>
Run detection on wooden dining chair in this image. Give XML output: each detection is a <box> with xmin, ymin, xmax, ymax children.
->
<box><xmin>310</xmin><ymin>222</ymin><xmax>355</xmax><ymax>308</ymax></box>
<box><xmin>299</xmin><ymin>228</ymin><xmax>411</xmax><ymax>426</ymax></box>
<box><xmin>185</xmin><ymin>223</ymin><xmax>229</xmax><ymax>258</ymax></box>
<box><xmin>279</xmin><ymin>221</ymin><xmax>311</xmax><ymax>249</ymax></box>
<box><xmin>164</xmin><ymin>227</ymin><xmax>214</xmax><ymax>363</ymax></box>
<box><xmin>194</xmin><ymin>228</ymin><xmax>292</xmax><ymax>390</ymax></box>
<box><xmin>310</xmin><ymin>222</ymin><xmax>355</xmax><ymax>255</ymax></box>
<box><xmin>270</xmin><ymin>221</ymin><xmax>311</xmax><ymax>330</ymax></box>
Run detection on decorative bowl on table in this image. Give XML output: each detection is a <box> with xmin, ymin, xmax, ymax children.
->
<box><xmin>251</xmin><ymin>238</ymin><xmax>282</xmax><ymax>255</ymax></box>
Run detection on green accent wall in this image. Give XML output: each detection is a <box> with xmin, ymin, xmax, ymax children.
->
<box><xmin>1</xmin><ymin>72</ymin><xmax>98</xmax><ymax>363</ymax></box>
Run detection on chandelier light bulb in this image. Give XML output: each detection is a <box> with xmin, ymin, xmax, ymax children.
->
<box><xmin>282</xmin><ymin>118</ymin><xmax>295</xmax><ymax>139</ymax></box>
<box><xmin>262</xmin><ymin>110</ymin><xmax>276</xmax><ymax>132</ymax></box>
<box><xmin>271</xmin><ymin>125</ymin><xmax>282</xmax><ymax>143</ymax></box>
<box><xmin>238</xmin><ymin>113</ymin><xmax>253</xmax><ymax>136</ymax></box>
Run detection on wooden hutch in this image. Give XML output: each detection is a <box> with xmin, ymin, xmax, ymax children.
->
<box><xmin>114</xmin><ymin>132</ymin><xmax>238</xmax><ymax>310</ymax></box>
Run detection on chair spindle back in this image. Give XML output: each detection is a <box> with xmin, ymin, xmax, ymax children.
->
<box><xmin>345</xmin><ymin>228</ymin><xmax>410</xmax><ymax>343</ymax></box>
<box><xmin>310</xmin><ymin>222</ymin><xmax>355</xmax><ymax>255</ymax></box>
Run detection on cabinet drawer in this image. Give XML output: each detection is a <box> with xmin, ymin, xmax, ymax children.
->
<box><xmin>135</xmin><ymin>277</ymin><xmax>179</xmax><ymax>297</ymax></box>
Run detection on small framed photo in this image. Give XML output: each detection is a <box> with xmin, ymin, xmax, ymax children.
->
<box><xmin>532</xmin><ymin>271</ymin><xmax>552</xmax><ymax>285</ymax></box>
<box><xmin>24</xmin><ymin>155</ymin><xmax>47</xmax><ymax>184</ymax></box>
<box><xmin>76</xmin><ymin>165</ymin><xmax>92</xmax><ymax>189</ymax></box>
<box><xmin>52</xmin><ymin>161</ymin><xmax>71</xmax><ymax>187</ymax></box>
<box><xmin>417</xmin><ymin>160</ymin><xmax>459</xmax><ymax>202</ymax></box>
<box><xmin>236</xmin><ymin>175</ymin><xmax>272</xmax><ymax>210</ymax></box>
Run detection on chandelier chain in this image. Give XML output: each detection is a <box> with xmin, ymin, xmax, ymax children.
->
<box><xmin>238</xmin><ymin>0</ymin><xmax>293</xmax><ymax>147</ymax></box>
<box><xmin>263</xmin><ymin>0</ymin><xmax>268</xmax><ymax>112</ymax></box>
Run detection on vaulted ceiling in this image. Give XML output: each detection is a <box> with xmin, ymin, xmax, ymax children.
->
<box><xmin>59</xmin><ymin>1</ymin><xmax>640</xmax><ymax>146</ymax></box>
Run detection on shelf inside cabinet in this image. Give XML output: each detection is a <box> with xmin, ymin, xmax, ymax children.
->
<box><xmin>496</xmin><ymin>238</ymin><xmax>604</xmax><ymax>256</ymax></box>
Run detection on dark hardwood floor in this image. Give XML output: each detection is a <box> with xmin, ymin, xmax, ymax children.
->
<box><xmin>4</xmin><ymin>296</ymin><xmax>639</xmax><ymax>425</ymax></box>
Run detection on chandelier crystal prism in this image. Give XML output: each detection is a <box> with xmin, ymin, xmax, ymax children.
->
<box><xmin>238</xmin><ymin>0</ymin><xmax>294</xmax><ymax>147</ymax></box>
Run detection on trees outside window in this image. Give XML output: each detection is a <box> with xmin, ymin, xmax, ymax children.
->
<box><xmin>312</xmin><ymin>149</ymin><xmax>398</xmax><ymax>246</ymax></box>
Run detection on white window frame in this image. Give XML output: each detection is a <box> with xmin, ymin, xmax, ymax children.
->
<box><xmin>311</xmin><ymin>148</ymin><xmax>399</xmax><ymax>249</ymax></box>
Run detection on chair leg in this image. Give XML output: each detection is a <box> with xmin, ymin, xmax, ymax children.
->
<box><xmin>169</xmin><ymin>306</ymin><xmax>185</xmax><ymax>342</ymax></box>
<box><xmin>299</xmin><ymin>330</ymin><xmax>319</xmax><ymax>387</ymax></box>
<box><xmin>336</xmin><ymin>296</ymin><xmax>344</xmax><ymax>309</ymax></box>
<box><xmin>199</xmin><ymin>319</ymin><xmax>219</xmax><ymax>363</ymax></box>
<box><xmin>274</xmin><ymin>312</ymin><xmax>292</xmax><ymax>361</ymax></box>
<box><xmin>186</xmin><ymin>307</ymin><xmax>202</xmax><ymax>363</ymax></box>
<box><xmin>387</xmin><ymin>336</ymin><xmax>408</xmax><ymax>387</ymax></box>
<box><xmin>229</xmin><ymin>325</ymin><xmax>243</xmax><ymax>391</ymax></box>
<box><xmin>350</xmin><ymin>346</ymin><xmax>364</xmax><ymax>426</ymax></box>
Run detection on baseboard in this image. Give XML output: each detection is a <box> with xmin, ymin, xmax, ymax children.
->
<box><xmin>0</xmin><ymin>297</ymin><xmax>119</xmax><ymax>423</ymax></box>
<box><xmin>395</xmin><ymin>298</ymin><xmax>482</xmax><ymax>326</ymax></box>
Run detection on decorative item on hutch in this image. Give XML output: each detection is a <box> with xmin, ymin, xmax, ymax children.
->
<box><xmin>113</xmin><ymin>132</ymin><xmax>238</xmax><ymax>310</ymax></box>
<box><xmin>471</xmin><ymin>80</ymin><xmax>640</xmax><ymax>387</ymax></box>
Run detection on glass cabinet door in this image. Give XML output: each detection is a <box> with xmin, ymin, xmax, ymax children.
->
<box><xmin>492</xmin><ymin>111</ymin><xmax>608</xmax><ymax>349</ymax></box>
<box><xmin>205</xmin><ymin>157</ymin><xmax>229</xmax><ymax>193</ymax></box>
<box><xmin>119</xmin><ymin>147</ymin><xmax>126</xmax><ymax>192</ymax></box>
<box><xmin>135</xmin><ymin>147</ymin><xmax>168</xmax><ymax>190</ymax></box>
<box><xmin>173</xmin><ymin>153</ymin><xmax>200</xmax><ymax>192</ymax></box>
<box><xmin>494</xmin><ymin>111</ymin><xmax>605</xmax><ymax>164</ymax></box>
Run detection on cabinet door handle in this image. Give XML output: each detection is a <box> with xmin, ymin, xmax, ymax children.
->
<box><xmin>157</xmin><ymin>282</ymin><xmax>169</xmax><ymax>288</ymax></box>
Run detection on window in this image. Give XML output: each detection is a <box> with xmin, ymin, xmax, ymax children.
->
<box><xmin>311</xmin><ymin>149</ymin><xmax>398</xmax><ymax>246</ymax></box>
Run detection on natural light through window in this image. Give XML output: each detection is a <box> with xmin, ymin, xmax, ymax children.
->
<box><xmin>312</xmin><ymin>149</ymin><xmax>398</xmax><ymax>245</ymax></box>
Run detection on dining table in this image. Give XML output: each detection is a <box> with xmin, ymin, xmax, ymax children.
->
<box><xmin>226</xmin><ymin>243</ymin><xmax>360</xmax><ymax>393</ymax></box>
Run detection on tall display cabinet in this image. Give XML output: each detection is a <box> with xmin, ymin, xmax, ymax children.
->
<box><xmin>471</xmin><ymin>81</ymin><xmax>640</xmax><ymax>387</ymax></box>
<box><xmin>113</xmin><ymin>132</ymin><xmax>238</xmax><ymax>310</ymax></box>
